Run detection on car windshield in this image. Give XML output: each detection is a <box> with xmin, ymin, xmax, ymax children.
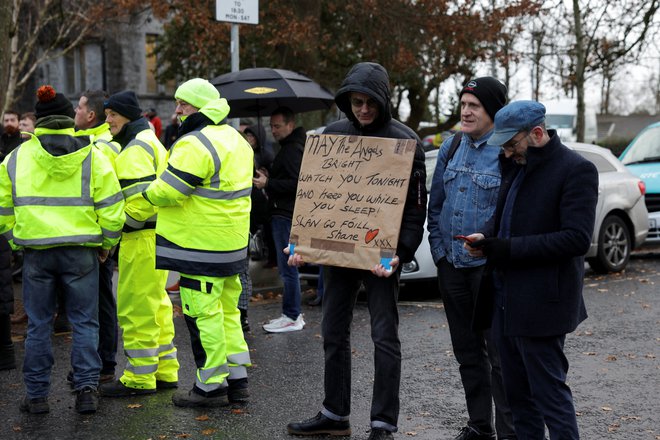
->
<box><xmin>546</xmin><ymin>114</ymin><xmax>575</xmax><ymax>129</ymax></box>
<box><xmin>574</xmin><ymin>150</ymin><xmax>617</xmax><ymax>173</ymax></box>
<box><xmin>620</xmin><ymin>125</ymin><xmax>660</xmax><ymax>165</ymax></box>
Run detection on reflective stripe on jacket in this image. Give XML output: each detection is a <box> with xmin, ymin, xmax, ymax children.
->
<box><xmin>0</xmin><ymin>134</ymin><xmax>124</xmax><ymax>249</ymax></box>
<box><xmin>75</xmin><ymin>123</ymin><xmax>121</xmax><ymax>169</ymax></box>
<box><xmin>144</xmin><ymin>125</ymin><xmax>253</xmax><ymax>277</ymax></box>
<box><xmin>115</xmin><ymin>129</ymin><xmax>167</xmax><ymax>233</ymax></box>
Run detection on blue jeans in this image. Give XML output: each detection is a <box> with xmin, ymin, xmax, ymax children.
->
<box><xmin>22</xmin><ymin>247</ymin><xmax>101</xmax><ymax>397</ymax></box>
<box><xmin>271</xmin><ymin>215</ymin><xmax>301</xmax><ymax>320</ymax></box>
<box><xmin>321</xmin><ymin>265</ymin><xmax>401</xmax><ymax>432</ymax></box>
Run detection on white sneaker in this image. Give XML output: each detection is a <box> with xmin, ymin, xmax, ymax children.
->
<box><xmin>263</xmin><ymin>314</ymin><xmax>305</xmax><ymax>333</ymax></box>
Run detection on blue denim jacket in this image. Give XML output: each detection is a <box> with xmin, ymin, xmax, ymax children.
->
<box><xmin>427</xmin><ymin>129</ymin><xmax>501</xmax><ymax>268</ymax></box>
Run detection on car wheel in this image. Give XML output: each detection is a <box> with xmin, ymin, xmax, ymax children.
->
<box><xmin>587</xmin><ymin>215</ymin><xmax>631</xmax><ymax>273</ymax></box>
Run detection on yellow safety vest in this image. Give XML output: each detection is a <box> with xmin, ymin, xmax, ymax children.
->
<box><xmin>144</xmin><ymin>124</ymin><xmax>253</xmax><ymax>276</ymax></box>
<box><xmin>0</xmin><ymin>132</ymin><xmax>124</xmax><ymax>249</ymax></box>
<box><xmin>76</xmin><ymin>123</ymin><xmax>121</xmax><ymax>168</ymax></box>
<box><xmin>115</xmin><ymin>128</ymin><xmax>167</xmax><ymax>233</ymax></box>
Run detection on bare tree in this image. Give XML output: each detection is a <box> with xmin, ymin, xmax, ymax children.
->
<box><xmin>0</xmin><ymin>2</ymin><xmax>13</xmax><ymax>112</ymax></box>
<box><xmin>568</xmin><ymin>0</ymin><xmax>659</xmax><ymax>140</ymax></box>
<box><xmin>2</xmin><ymin>0</ymin><xmax>127</xmax><ymax>113</ymax></box>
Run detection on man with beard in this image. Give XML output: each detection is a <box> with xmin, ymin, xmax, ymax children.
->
<box><xmin>0</xmin><ymin>110</ymin><xmax>22</xmax><ymax>161</ymax></box>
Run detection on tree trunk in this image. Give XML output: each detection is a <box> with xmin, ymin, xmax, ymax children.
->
<box><xmin>572</xmin><ymin>0</ymin><xmax>586</xmax><ymax>142</ymax></box>
<box><xmin>0</xmin><ymin>1</ymin><xmax>15</xmax><ymax>113</ymax></box>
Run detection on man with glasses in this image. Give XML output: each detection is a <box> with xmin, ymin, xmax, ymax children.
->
<box><xmin>286</xmin><ymin>62</ymin><xmax>427</xmax><ymax>440</ymax></box>
<box><xmin>427</xmin><ymin>77</ymin><xmax>516</xmax><ymax>440</ymax></box>
<box><xmin>466</xmin><ymin>100</ymin><xmax>598</xmax><ymax>439</ymax></box>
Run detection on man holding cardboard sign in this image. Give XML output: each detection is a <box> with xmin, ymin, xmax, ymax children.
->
<box><xmin>286</xmin><ymin>62</ymin><xmax>427</xmax><ymax>440</ymax></box>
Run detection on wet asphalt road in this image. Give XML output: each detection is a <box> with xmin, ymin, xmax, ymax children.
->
<box><xmin>0</xmin><ymin>254</ymin><xmax>658</xmax><ymax>440</ymax></box>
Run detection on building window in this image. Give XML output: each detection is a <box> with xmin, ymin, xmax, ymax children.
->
<box><xmin>146</xmin><ymin>34</ymin><xmax>175</xmax><ymax>95</ymax></box>
<box><xmin>64</xmin><ymin>48</ymin><xmax>85</xmax><ymax>95</ymax></box>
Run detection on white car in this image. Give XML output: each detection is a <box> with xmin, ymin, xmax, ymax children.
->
<box><xmin>400</xmin><ymin>142</ymin><xmax>649</xmax><ymax>284</ymax></box>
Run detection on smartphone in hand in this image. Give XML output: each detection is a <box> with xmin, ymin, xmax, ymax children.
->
<box><xmin>454</xmin><ymin>234</ymin><xmax>474</xmax><ymax>243</ymax></box>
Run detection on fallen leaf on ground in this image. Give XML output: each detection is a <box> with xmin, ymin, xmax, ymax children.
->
<box><xmin>607</xmin><ymin>423</ymin><xmax>620</xmax><ymax>432</ymax></box>
<box><xmin>231</xmin><ymin>408</ymin><xmax>246</xmax><ymax>414</ymax></box>
<box><xmin>175</xmin><ymin>434</ymin><xmax>192</xmax><ymax>438</ymax></box>
<box><xmin>195</xmin><ymin>415</ymin><xmax>209</xmax><ymax>421</ymax></box>
<box><xmin>405</xmin><ymin>431</ymin><xmax>417</xmax><ymax>436</ymax></box>
<box><xmin>127</xmin><ymin>403</ymin><xmax>142</xmax><ymax>409</ymax></box>
<box><xmin>606</xmin><ymin>355</ymin><xmax>617</xmax><ymax>361</ymax></box>
<box><xmin>201</xmin><ymin>429</ymin><xmax>217</xmax><ymax>435</ymax></box>
<box><xmin>601</xmin><ymin>406</ymin><xmax>613</xmax><ymax>411</ymax></box>
<box><xmin>583</xmin><ymin>352</ymin><xmax>597</xmax><ymax>356</ymax></box>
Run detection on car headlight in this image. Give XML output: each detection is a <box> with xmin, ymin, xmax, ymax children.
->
<box><xmin>402</xmin><ymin>259</ymin><xmax>418</xmax><ymax>274</ymax></box>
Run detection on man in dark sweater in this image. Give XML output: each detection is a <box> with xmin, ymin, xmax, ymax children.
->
<box><xmin>254</xmin><ymin>107</ymin><xmax>306</xmax><ymax>333</ymax></box>
<box><xmin>0</xmin><ymin>110</ymin><xmax>22</xmax><ymax>161</ymax></box>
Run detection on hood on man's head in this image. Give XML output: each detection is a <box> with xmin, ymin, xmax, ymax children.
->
<box><xmin>35</xmin><ymin>85</ymin><xmax>75</xmax><ymax>119</ymax></box>
<box><xmin>459</xmin><ymin>77</ymin><xmax>508</xmax><ymax>122</ymax></box>
<box><xmin>244</xmin><ymin>124</ymin><xmax>266</xmax><ymax>148</ymax></box>
<box><xmin>334</xmin><ymin>62</ymin><xmax>392</xmax><ymax>129</ymax></box>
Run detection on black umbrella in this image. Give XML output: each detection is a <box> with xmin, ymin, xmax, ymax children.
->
<box><xmin>210</xmin><ymin>68</ymin><xmax>335</xmax><ymax>118</ymax></box>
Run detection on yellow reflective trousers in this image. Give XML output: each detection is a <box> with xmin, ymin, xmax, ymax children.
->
<box><xmin>179</xmin><ymin>273</ymin><xmax>250</xmax><ymax>393</ymax></box>
<box><xmin>117</xmin><ymin>229</ymin><xmax>179</xmax><ymax>389</ymax></box>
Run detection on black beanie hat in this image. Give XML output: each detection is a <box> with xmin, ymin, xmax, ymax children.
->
<box><xmin>104</xmin><ymin>91</ymin><xmax>142</xmax><ymax>121</ymax></box>
<box><xmin>35</xmin><ymin>85</ymin><xmax>75</xmax><ymax>119</ymax></box>
<box><xmin>459</xmin><ymin>77</ymin><xmax>508</xmax><ymax>122</ymax></box>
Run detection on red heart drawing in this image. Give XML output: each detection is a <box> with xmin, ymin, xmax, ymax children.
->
<box><xmin>365</xmin><ymin>228</ymin><xmax>380</xmax><ymax>244</ymax></box>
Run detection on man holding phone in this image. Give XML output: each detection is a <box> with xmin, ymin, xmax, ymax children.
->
<box><xmin>427</xmin><ymin>78</ymin><xmax>516</xmax><ymax>440</ymax></box>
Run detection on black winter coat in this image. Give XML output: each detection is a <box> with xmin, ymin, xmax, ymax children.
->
<box><xmin>482</xmin><ymin>131</ymin><xmax>598</xmax><ymax>337</ymax></box>
<box><xmin>266</xmin><ymin>126</ymin><xmax>306</xmax><ymax>219</ymax></box>
<box><xmin>324</xmin><ymin>62</ymin><xmax>427</xmax><ymax>264</ymax></box>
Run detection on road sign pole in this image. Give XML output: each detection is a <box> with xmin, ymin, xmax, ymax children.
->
<box><xmin>230</xmin><ymin>23</ymin><xmax>240</xmax><ymax>129</ymax></box>
<box><xmin>215</xmin><ymin>0</ymin><xmax>259</xmax><ymax>129</ymax></box>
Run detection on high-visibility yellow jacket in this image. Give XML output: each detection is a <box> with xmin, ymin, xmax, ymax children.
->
<box><xmin>76</xmin><ymin>123</ymin><xmax>121</xmax><ymax>168</ymax></box>
<box><xmin>0</xmin><ymin>129</ymin><xmax>124</xmax><ymax>250</ymax></box>
<box><xmin>115</xmin><ymin>127</ymin><xmax>167</xmax><ymax>233</ymax></box>
<box><xmin>144</xmin><ymin>123</ymin><xmax>253</xmax><ymax>277</ymax></box>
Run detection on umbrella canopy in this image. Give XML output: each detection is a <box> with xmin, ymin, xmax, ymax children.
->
<box><xmin>210</xmin><ymin>68</ymin><xmax>335</xmax><ymax>118</ymax></box>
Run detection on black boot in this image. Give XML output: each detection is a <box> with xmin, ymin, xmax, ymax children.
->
<box><xmin>0</xmin><ymin>343</ymin><xmax>16</xmax><ymax>370</ymax></box>
<box><xmin>239</xmin><ymin>308</ymin><xmax>250</xmax><ymax>333</ymax></box>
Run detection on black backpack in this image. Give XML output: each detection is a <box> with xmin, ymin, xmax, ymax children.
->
<box><xmin>443</xmin><ymin>131</ymin><xmax>463</xmax><ymax>166</ymax></box>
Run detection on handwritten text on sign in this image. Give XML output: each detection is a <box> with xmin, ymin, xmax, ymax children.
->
<box><xmin>290</xmin><ymin>134</ymin><xmax>416</xmax><ymax>271</ymax></box>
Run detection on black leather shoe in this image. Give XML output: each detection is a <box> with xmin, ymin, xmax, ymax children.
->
<box><xmin>19</xmin><ymin>396</ymin><xmax>49</xmax><ymax>414</ymax></box>
<box><xmin>287</xmin><ymin>412</ymin><xmax>351</xmax><ymax>436</ymax></box>
<box><xmin>99</xmin><ymin>380</ymin><xmax>156</xmax><ymax>397</ymax></box>
<box><xmin>368</xmin><ymin>428</ymin><xmax>393</xmax><ymax>439</ymax></box>
<box><xmin>156</xmin><ymin>380</ymin><xmax>178</xmax><ymax>389</ymax></box>
<box><xmin>454</xmin><ymin>426</ymin><xmax>496</xmax><ymax>440</ymax></box>
<box><xmin>172</xmin><ymin>387</ymin><xmax>229</xmax><ymax>408</ymax></box>
<box><xmin>75</xmin><ymin>386</ymin><xmax>98</xmax><ymax>414</ymax></box>
<box><xmin>306</xmin><ymin>295</ymin><xmax>322</xmax><ymax>306</ymax></box>
<box><xmin>228</xmin><ymin>378</ymin><xmax>249</xmax><ymax>403</ymax></box>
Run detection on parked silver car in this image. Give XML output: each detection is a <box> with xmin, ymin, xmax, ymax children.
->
<box><xmin>400</xmin><ymin>142</ymin><xmax>649</xmax><ymax>284</ymax></box>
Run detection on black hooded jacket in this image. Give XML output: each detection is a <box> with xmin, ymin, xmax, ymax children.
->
<box><xmin>266</xmin><ymin>126</ymin><xmax>306</xmax><ymax>218</ymax></box>
<box><xmin>324</xmin><ymin>62</ymin><xmax>427</xmax><ymax>264</ymax></box>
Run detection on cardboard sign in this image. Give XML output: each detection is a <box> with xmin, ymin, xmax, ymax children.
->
<box><xmin>289</xmin><ymin>134</ymin><xmax>416</xmax><ymax>270</ymax></box>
